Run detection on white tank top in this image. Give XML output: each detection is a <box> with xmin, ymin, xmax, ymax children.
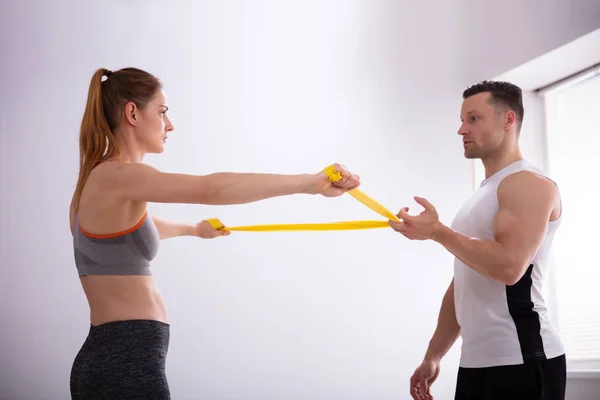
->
<box><xmin>452</xmin><ymin>159</ymin><xmax>564</xmax><ymax>368</ymax></box>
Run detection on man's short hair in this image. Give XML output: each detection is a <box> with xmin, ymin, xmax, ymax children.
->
<box><xmin>463</xmin><ymin>80</ymin><xmax>524</xmax><ymax>132</ymax></box>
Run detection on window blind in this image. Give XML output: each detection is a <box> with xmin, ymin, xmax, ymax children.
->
<box><xmin>544</xmin><ymin>74</ymin><xmax>600</xmax><ymax>363</ymax></box>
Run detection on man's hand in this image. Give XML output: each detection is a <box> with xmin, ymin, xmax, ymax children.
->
<box><xmin>389</xmin><ymin>196</ymin><xmax>444</xmax><ymax>240</ymax></box>
<box><xmin>410</xmin><ymin>358</ymin><xmax>440</xmax><ymax>400</ymax></box>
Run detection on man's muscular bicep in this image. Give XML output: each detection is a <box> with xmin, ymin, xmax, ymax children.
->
<box><xmin>493</xmin><ymin>171</ymin><xmax>557</xmax><ymax>283</ymax></box>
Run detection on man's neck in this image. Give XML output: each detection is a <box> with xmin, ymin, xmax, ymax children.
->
<box><xmin>482</xmin><ymin>148</ymin><xmax>523</xmax><ymax>179</ymax></box>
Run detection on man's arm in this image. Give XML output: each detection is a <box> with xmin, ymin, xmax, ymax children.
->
<box><xmin>432</xmin><ymin>171</ymin><xmax>558</xmax><ymax>285</ymax></box>
<box><xmin>152</xmin><ymin>216</ymin><xmax>196</xmax><ymax>240</ymax></box>
<box><xmin>424</xmin><ymin>279</ymin><xmax>460</xmax><ymax>362</ymax></box>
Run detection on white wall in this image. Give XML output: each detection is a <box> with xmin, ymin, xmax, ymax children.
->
<box><xmin>458</xmin><ymin>0</ymin><xmax>600</xmax><ymax>82</ymax></box>
<box><xmin>1</xmin><ymin>1</ymin><xmax>599</xmax><ymax>399</ymax></box>
<box><xmin>0</xmin><ymin>2</ymin><xmax>468</xmax><ymax>399</ymax></box>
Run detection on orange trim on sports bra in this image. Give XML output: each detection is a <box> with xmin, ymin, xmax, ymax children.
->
<box><xmin>78</xmin><ymin>211</ymin><xmax>148</xmax><ymax>239</ymax></box>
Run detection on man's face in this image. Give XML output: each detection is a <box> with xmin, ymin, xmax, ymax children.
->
<box><xmin>458</xmin><ymin>92</ymin><xmax>509</xmax><ymax>159</ymax></box>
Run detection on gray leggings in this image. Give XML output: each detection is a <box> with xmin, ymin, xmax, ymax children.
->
<box><xmin>70</xmin><ymin>319</ymin><xmax>171</xmax><ymax>400</ymax></box>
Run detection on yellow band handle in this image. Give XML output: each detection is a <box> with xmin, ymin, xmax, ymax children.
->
<box><xmin>322</xmin><ymin>165</ymin><xmax>401</xmax><ymax>223</ymax></box>
<box><xmin>206</xmin><ymin>164</ymin><xmax>401</xmax><ymax>232</ymax></box>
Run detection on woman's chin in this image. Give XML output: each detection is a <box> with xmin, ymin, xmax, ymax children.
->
<box><xmin>151</xmin><ymin>143</ymin><xmax>166</xmax><ymax>154</ymax></box>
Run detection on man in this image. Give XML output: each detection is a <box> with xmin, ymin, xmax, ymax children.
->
<box><xmin>390</xmin><ymin>81</ymin><xmax>566</xmax><ymax>400</ymax></box>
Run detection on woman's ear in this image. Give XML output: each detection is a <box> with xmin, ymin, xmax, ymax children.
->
<box><xmin>124</xmin><ymin>102</ymin><xmax>138</xmax><ymax>125</ymax></box>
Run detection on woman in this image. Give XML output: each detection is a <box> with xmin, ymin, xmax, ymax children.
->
<box><xmin>69</xmin><ymin>67</ymin><xmax>360</xmax><ymax>400</ymax></box>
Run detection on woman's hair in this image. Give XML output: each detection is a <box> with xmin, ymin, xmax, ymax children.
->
<box><xmin>71</xmin><ymin>67</ymin><xmax>162</xmax><ymax>213</ymax></box>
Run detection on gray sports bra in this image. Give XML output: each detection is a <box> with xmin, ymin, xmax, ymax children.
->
<box><xmin>73</xmin><ymin>210</ymin><xmax>160</xmax><ymax>276</ymax></box>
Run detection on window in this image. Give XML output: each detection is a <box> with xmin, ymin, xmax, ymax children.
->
<box><xmin>542</xmin><ymin>71</ymin><xmax>600</xmax><ymax>371</ymax></box>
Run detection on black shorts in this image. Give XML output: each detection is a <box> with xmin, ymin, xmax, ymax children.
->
<box><xmin>454</xmin><ymin>354</ymin><xmax>566</xmax><ymax>400</ymax></box>
<box><xmin>70</xmin><ymin>319</ymin><xmax>171</xmax><ymax>400</ymax></box>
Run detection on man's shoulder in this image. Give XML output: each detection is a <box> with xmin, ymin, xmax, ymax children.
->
<box><xmin>500</xmin><ymin>168</ymin><xmax>557</xmax><ymax>190</ymax></box>
<box><xmin>497</xmin><ymin>169</ymin><xmax>558</xmax><ymax>207</ymax></box>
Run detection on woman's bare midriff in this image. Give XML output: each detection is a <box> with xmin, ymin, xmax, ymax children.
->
<box><xmin>80</xmin><ymin>275</ymin><xmax>168</xmax><ymax>326</ymax></box>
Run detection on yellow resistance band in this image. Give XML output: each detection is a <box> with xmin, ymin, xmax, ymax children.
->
<box><xmin>206</xmin><ymin>164</ymin><xmax>401</xmax><ymax>232</ymax></box>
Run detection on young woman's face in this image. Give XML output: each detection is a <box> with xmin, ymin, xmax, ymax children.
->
<box><xmin>134</xmin><ymin>89</ymin><xmax>174</xmax><ymax>154</ymax></box>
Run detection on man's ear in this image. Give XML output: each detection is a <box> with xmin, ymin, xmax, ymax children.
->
<box><xmin>124</xmin><ymin>102</ymin><xmax>138</xmax><ymax>125</ymax></box>
<box><xmin>505</xmin><ymin>110</ymin><xmax>516</xmax><ymax>130</ymax></box>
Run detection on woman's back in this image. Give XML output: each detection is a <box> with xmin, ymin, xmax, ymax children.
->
<box><xmin>70</xmin><ymin>161</ymin><xmax>168</xmax><ymax>326</ymax></box>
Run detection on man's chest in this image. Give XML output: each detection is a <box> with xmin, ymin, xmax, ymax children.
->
<box><xmin>450</xmin><ymin>185</ymin><xmax>499</xmax><ymax>240</ymax></box>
